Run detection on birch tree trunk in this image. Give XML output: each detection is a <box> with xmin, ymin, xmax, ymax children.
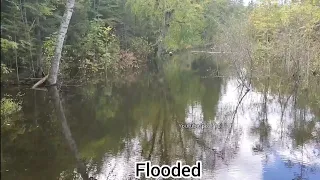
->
<box><xmin>47</xmin><ymin>0</ymin><xmax>76</xmax><ymax>85</ymax></box>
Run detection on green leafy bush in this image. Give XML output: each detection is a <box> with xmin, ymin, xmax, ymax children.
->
<box><xmin>1</xmin><ymin>96</ymin><xmax>21</xmax><ymax>117</ymax></box>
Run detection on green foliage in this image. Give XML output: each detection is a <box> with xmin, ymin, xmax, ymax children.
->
<box><xmin>126</xmin><ymin>0</ymin><xmax>207</xmax><ymax>50</ymax></box>
<box><xmin>165</xmin><ymin>5</ymin><xmax>205</xmax><ymax>50</ymax></box>
<box><xmin>250</xmin><ymin>1</ymin><xmax>320</xmax><ymax>41</ymax></box>
<box><xmin>1</xmin><ymin>96</ymin><xmax>21</xmax><ymax>117</ymax></box>
<box><xmin>43</xmin><ymin>34</ymin><xmax>57</xmax><ymax>72</ymax></box>
<box><xmin>247</xmin><ymin>1</ymin><xmax>320</xmax><ymax>118</ymax></box>
<box><xmin>1</xmin><ymin>0</ymin><xmax>62</xmax><ymax>79</ymax></box>
<box><xmin>249</xmin><ymin>2</ymin><xmax>320</xmax><ymax>75</ymax></box>
<box><xmin>1</xmin><ymin>96</ymin><xmax>23</xmax><ymax>137</ymax></box>
<box><xmin>1</xmin><ymin>63</ymin><xmax>13</xmax><ymax>75</ymax></box>
<box><xmin>1</xmin><ymin>63</ymin><xmax>14</xmax><ymax>82</ymax></box>
<box><xmin>79</xmin><ymin>21</ymin><xmax>120</xmax><ymax>74</ymax></box>
<box><xmin>1</xmin><ymin>38</ymin><xmax>18</xmax><ymax>53</ymax></box>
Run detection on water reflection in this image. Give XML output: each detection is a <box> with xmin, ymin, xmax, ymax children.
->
<box><xmin>48</xmin><ymin>86</ymin><xmax>90</xmax><ymax>180</ymax></box>
<box><xmin>1</xmin><ymin>53</ymin><xmax>320</xmax><ymax>180</ymax></box>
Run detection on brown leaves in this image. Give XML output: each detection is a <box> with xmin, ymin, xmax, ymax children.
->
<box><xmin>108</xmin><ymin>50</ymin><xmax>147</xmax><ymax>85</ymax></box>
<box><xmin>117</xmin><ymin>50</ymin><xmax>146</xmax><ymax>71</ymax></box>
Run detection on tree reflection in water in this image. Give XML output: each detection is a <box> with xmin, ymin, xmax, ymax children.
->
<box><xmin>1</xmin><ymin>53</ymin><xmax>319</xmax><ymax>180</ymax></box>
<box><xmin>48</xmin><ymin>54</ymin><xmax>320</xmax><ymax>179</ymax></box>
<box><xmin>48</xmin><ymin>86</ymin><xmax>91</xmax><ymax>180</ymax></box>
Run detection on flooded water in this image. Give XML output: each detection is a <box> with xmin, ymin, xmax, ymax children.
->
<box><xmin>1</xmin><ymin>53</ymin><xmax>320</xmax><ymax>180</ymax></box>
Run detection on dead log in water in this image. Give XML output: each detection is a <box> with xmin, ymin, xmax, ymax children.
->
<box><xmin>191</xmin><ymin>51</ymin><xmax>236</xmax><ymax>54</ymax></box>
<box><xmin>31</xmin><ymin>74</ymin><xmax>48</xmax><ymax>89</ymax></box>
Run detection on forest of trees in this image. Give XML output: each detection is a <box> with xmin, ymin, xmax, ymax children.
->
<box><xmin>0</xmin><ymin>0</ymin><xmax>246</xmax><ymax>83</ymax></box>
<box><xmin>1</xmin><ymin>0</ymin><xmax>318</xmax><ymax>84</ymax></box>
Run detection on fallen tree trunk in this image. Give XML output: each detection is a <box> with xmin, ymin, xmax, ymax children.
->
<box><xmin>191</xmin><ymin>51</ymin><xmax>236</xmax><ymax>54</ymax></box>
<box><xmin>31</xmin><ymin>74</ymin><xmax>48</xmax><ymax>89</ymax></box>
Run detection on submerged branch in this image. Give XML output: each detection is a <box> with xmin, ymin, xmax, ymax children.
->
<box><xmin>191</xmin><ymin>51</ymin><xmax>237</xmax><ymax>54</ymax></box>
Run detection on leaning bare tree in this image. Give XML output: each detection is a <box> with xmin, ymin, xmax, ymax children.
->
<box><xmin>32</xmin><ymin>0</ymin><xmax>75</xmax><ymax>89</ymax></box>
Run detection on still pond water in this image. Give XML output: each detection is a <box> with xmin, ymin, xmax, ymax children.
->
<box><xmin>1</xmin><ymin>53</ymin><xmax>320</xmax><ymax>180</ymax></box>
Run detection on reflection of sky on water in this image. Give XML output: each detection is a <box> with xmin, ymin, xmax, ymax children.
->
<box><xmin>211</xmin><ymin>81</ymin><xmax>320</xmax><ymax>179</ymax></box>
<box><xmin>89</xmin><ymin>78</ymin><xmax>320</xmax><ymax>180</ymax></box>
<box><xmin>264</xmin><ymin>154</ymin><xmax>320</xmax><ymax>180</ymax></box>
<box><xmin>212</xmin><ymin>79</ymin><xmax>320</xmax><ymax>180</ymax></box>
<box><xmin>91</xmin><ymin>138</ymin><xmax>142</xmax><ymax>180</ymax></box>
